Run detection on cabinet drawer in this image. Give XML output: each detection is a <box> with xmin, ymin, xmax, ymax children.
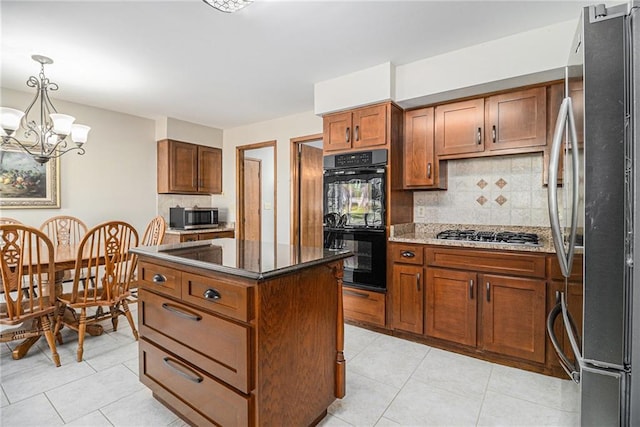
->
<box><xmin>343</xmin><ymin>287</ymin><xmax>385</xmax><ymax>327</ymax></box>
<box><xmin>199</xmin><ymin>231</ymin><xmax>234</xmax><ymax>240</ymax></box>
<box><xmin>390</xmin><ymin>244</ymin><xmax>424</xmax><ymax>265</ymax></box>
<box><xmin>182</xmin><ymin>272</ymin><xmax>252</xmax><ymax>322</ymax></box>
<box><xmin>139</xmin><ymin>289</ymin><xmax>251</xmax><ymax>393</ymax></box>
<box><xmin>547</xmin><ymin>254</ymin><xmax>583</xmax><ymax>281</ymax></box>
<box><xmin>140</xmin><ymin>339</ymin><xmax>251</xmax><ymax>427</ymax></box>
<box><xmin>426</xmin><ymin>247</ymin><xmax>545</xmax><ymax>278</ymax></box>
<box><xmin>138</xmin><ymin>262</ymin><xmax>181</xmax><ymax>299</ymax></box>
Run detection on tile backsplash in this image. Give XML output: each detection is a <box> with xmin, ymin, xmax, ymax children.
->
<box><xmin>414</xmin><ymin>153</ymin><xmax>551</xmax><ymax>227</ymax></box>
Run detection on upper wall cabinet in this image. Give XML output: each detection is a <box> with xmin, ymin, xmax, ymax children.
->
<box><xmin>486</xmin><ymin>87</ymin><xmax>547</xmax><ymax>151</ymax></box>
<box><xmin>435</xmin><ymin>99</ymin><xmax>485</xmax><ymax>156</ymax></box>
<box><xmin>323</xmin><ymin>104</ymin><xmax>387</xmax><ymax>153</ymax></box>
<box><xmin>403</xmin><ymin>107</ymin><xmax>447</xmax><ymax>189</ymax></box>
<box><xmin>435</xmin><ymin>86</ymin><xmax>548</xmax><ymax>160</ymax></box>
<box><xmin>157</xmin><ymin>139</ymin><xmax>222</xmax><ymax>194</ymax></box>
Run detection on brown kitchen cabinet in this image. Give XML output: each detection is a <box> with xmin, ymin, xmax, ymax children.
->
<box><xmin>426</xmin><ymin>267</ymin><xmax>477</xmax><ymax>347</ymax></box>
<box><xmin>157</xmin><ymin>139</ymin><xmax>222</xmax><ymax>194</ymax></box>
<box><xmin>546</xmin><ymin>254</ymin><xmax>584</xmax><ymax>377</ymax></box>
<box><xmin>162</xmin><ymin>230</ymin><xmax>234</xmax><ymax>245</ymax></box>
<box><xmin>135</xmin><ymin>248</ymin><xmax>347</xmax><ymax>427</ymax></box>
<box><xmin>389</xmin><ymin>243</ymin><xmax>424</xmax><ymax>334</ymax></box>
<box><xmin>486</xmin><ymin>87</ymin><xmax>547</xmax><ymax>152</ymax></box>
<box><xmin>323</xmin><ymin>103</ymin><xmax>390</xmax><ymax>153</ymax></box>
<box><xmin>435</xmin><ymin>85</ymin><xmax>548</xmax><ymax>160</ymax></box>
<box><xmin>403</xmin><ymin>107</ymin><xmax>447</xmax><ymax>189</ymax></box>
<box><xmin>343</xmin><ymin>286</ymin><xmax>386</xmax><ymax>327</ymax></box>
<box><xmin>424</xmin><ymin>246</ymin><xmax>547</xmax><ymax>365</ymax></box>
<box><xmin>435</xmin><ymin>98</ymin><xmax>485</xmax><ymax>156</ymax></box>
<box><xmin>480</xmin><ymin>273</ymin><xmax>547</xmax><ymax>364</ymax></box>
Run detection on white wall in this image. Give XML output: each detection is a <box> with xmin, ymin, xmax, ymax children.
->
<box><xmin>219</xmin><ymin>110</ymin><xmax>322</xmax><ymax>245</ymax></box>
<box><xmin>314</xmin><ymin>19</ymin><xmax>577</xmax><ymax>115</ymax></box>
<box><xmin>0</xmin><ymin>87</ymin><xmax>157</xmax><ymax>236</ymax></box>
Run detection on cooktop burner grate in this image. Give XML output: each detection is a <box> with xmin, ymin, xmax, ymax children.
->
<box><xmin>436</xmin><ymin>229</ymin><xmax>540</xmax><ymax>246</ymax></box>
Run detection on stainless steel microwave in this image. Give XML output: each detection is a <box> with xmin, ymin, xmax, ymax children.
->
<box><xmin>169</xmin><ymin>207</ymin><xmax>219</xmax><ymax>230</ymax></box>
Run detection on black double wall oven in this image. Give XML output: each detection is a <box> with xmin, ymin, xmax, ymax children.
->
<box><xmin>323</xmin><ymin>149</ymin><xmax>387</xmax><ymax>292</ymax></box>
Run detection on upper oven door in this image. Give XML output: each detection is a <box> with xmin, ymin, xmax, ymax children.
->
<box><xmin>323</xmin><ymin>167</ymin><xmax>386</xmax><ymax>228</ymax></box>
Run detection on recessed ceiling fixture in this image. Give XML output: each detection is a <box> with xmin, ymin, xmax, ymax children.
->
<box><xmin>202</xmin><ymin>0</ymin><xmax>253</xmax><ymax>13</ymax></box>
<box><xmin>0</xmin><ymin>55</ymin><xmax>90</xmax><ymax>164</ymax></box>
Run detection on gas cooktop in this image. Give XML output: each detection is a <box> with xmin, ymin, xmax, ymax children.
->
<box><xmin>436</xmin><ymin>229</ymin><xmax>541</xmax><ymax>246</ymax></box>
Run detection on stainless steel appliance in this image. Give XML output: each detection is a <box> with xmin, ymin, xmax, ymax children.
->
<box><xmin>546</xmin><ymin>3</ymin><xmax>639</xmax><ymax>425</ymax></box>
<box><xmin>436</xmin><ymin>229</ymin><xmax>541</xmax><ymax>246</ymax></box>
<box><xmin>169</xmin><ymin>206</ymin><xmax>219</xmax><ymax>230</ymax></box>
<box><xmin>323</xmin><ymin>149</ymin><xmax>387</xmax><ymax>290</ymax></box>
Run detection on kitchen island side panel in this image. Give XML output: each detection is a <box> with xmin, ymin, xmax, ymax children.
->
<box><xmin>255</xmin><ymin>261</ymin><xmax>342</xmax><ymax>426</ymax></box>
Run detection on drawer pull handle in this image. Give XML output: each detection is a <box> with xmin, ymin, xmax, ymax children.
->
<box><xmin>152</xmin><ymin>274</ymin><xmax>166</xmax><ymax>283</ymax></box>
<box><xmin>427</xmin><ymin>162</ymin><xmax>432</xmax><ymax>179</ymax></box>
<box><xmin>469</xmin><ymin>280</ymin><xmax>474</xmax><ymax>299</ymax></box>
<box><xmin>355</xmin><ymin>125</ymin><xmax>359</xmax><ymax>142</ymax></box>
<box><xmin>492</xmin><ymin>125</ymin><xmax>497</xmax><ymax>143</ymax></box>
<box><xmin>162</xmin><ymin>303</ymin><xmax>202</xmax><ymax>321</ymax></box>
<box><xmin>163</xmin><ymin>357</ymin><xmax>203</xmax><ymax>383</ymax></box>
<box><xmin>203</xmin><ymin>288</ymin><xmax>221</xmax><ymax>301</ymax></box>
<box><xmin>477</xmin><ymin>127</ymin><xmax>482</xmax><ymax>145</ymax></box>
<box><xmin>401</xmin><ymin>251</ymin><xmax>415</xmax><ymax>258</ymax></box>
<box><xmin>344</xmin><ymin>289</ymin><xmax>369</xmax><ymax>299</ymax></box>
<box><xmin>416</xmin><ymin>273</ymin><xmax>421</xmax><ymax>292</ymax></box>
<box><xmin>486</xmin><ymin>282</ymin><xmax>491</xmax><ymax>302</ymax></box>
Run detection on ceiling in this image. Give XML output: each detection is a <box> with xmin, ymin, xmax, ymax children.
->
<box><xmin>1</xmin><ymin>1</ymin><xmax>588</xmax><ymax>130</ymax></box>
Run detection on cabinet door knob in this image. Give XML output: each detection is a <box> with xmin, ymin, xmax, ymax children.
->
<box><xmin>416</xmin><ymin>273</ymin><xmax>421</xmax><ymax>292</ymax></box>
<box><xmin>477</xmin><ymin>127</ymin><xmax>482</xmax><ymax>145</ymax></box>
<box><xmin>152</xmin><ymin>274</ymin><xmax>166</xmax><ymax>283</ymax></box>
<box><xmin>401</xmin><ymin>251</ymin><xmax>415</xmax><ymax>258</ymax></box>
<box><xmin>355</xmin><ymin>125</ymin><xmax>360</xmax><ymax>142</ymax></box>
<box><xmin>204</xmin><ymin>288</ymin><xmax>221</xmax><ymax>301</ymax></box>
<box><xmin>345</xmin><ymin>127</ymin><xmax>351</xmax><ymax>143</ymax></box>
<box><xmin>492</xmin><ymin>125</ymin><xmax>497</xmax><ymax>143</ymax></box>
<box><xmin>427</xmin><ymin>162</ymin><xmax>432</xmax><ymax>179</ymax></box>
<box><xmin>486</xmin><ymin>282</ymin><xmax>491</xmax><ymax>302</ymax></box>
<box><xmin>469</xmin><ymin>279</ymin><xmax>474</xmax><ymax>299</ymax></box>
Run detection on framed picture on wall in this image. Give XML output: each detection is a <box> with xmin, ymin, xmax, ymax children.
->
<box><xmin>0</xmin><ymin>143</ymin><xmax>60</xmax><ymax>209</ymax></box>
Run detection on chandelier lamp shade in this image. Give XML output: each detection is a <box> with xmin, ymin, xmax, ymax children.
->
<box><xmin>0</xmin><ymin>55</ymin><xmax>90</xmax><ymax>164</ymax></box>
<box><xmin>202</xmin><ymin>0</ymin><xmax>253</xmax><ymax>13</ymax></box>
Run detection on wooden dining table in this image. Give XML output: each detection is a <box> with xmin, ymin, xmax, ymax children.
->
<box><xmin>12</xmin><ymin>242</ymin><xmax>106</xmax><ymax>361</ymax></box>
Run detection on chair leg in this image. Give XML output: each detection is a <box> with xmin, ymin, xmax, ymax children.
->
<box><xmin>77</xmin><ymin>308</ymin><xmax>87</xmax><ymax>362</ymax></box>
<box><xmin>110</xmin><ymin>305</ymin><xmax>119</xmax><ymax>331</ymax></box>
<box><xmin>121</xmin><ymin>300</ymin><xmax>139</xmax><ymax>340</ymax></box>
<box><xmin>41</xmin><ymin>315</ymin><xmax>61</xmax><ymax>367</ymax></box>
<box><xmin>53</xmin><ymin>304</ymin><xmax>67</xmax><ymax>345</ymax></box>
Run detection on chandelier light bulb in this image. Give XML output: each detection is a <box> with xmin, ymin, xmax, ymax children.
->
<box><xmin>49</xmin><ymin>113</ymin><xmax>75</xmax><ymax>136</ymax></box>
<box><xmin>0</xmin><ymin>107</ymin><xmax>25</xmax><ymax>134</ymax></box>
<box><xmin>71</xmin><ymin>124</ymin><xmax>90</xmax><ymax>144</ymax></box>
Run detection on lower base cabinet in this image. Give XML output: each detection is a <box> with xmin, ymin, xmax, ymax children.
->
<box><xmin>389</xmin><ymin>243</ymin><xmax>552</xmax><ymax>371</ymax></box>
<box><xmin>343</xmin><ymin>286</ymin><xmax>386</xmax><ymax>327</ymax></box>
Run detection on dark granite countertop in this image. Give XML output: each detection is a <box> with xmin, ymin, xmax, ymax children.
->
<box><xmin>131</xmin><ymin>238</ymin><xmax>352</xmax><ymax>280</ymax></box>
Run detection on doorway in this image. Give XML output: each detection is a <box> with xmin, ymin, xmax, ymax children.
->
<box><xmin>236</xmin><ymin>141</ymin><xmax>276</xmax><ymax>243</ymax></box>
<box><xmin>290</xmin><ymin>133</ymin><xmax>323</xmax><ymax>247</ymax></box>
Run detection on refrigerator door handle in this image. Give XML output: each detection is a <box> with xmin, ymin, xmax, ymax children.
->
<box><xmin>547</xmin><ymin>298</ymin><xmax>581</xmax><ymax>383</ymax></box>
<box><xmin>561</xmin><ymin>291</ymin><xmax>584</xmax><ymax>379</ymax></box>
<box><xmin>547</xmin><ymin>96</ymin><xmax>580</xmax><ymax>277</ymax></box>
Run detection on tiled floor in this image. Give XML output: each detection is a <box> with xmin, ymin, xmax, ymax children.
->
<box><xmin>1</xmin><ymin>304</ymin><xmax>580</xmax><ymax>426</ymax></box>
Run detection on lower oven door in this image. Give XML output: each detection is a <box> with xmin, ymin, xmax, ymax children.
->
<box><xmin>324</xmin><ymin>228</ymin><xmax>386</xmax><ymax>291</ymax></box>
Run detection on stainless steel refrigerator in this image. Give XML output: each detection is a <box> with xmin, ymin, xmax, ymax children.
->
<box><xmin>546</xmin><ymin>2</ymin><xmax>639</xmax><ymax>426</ymax></box>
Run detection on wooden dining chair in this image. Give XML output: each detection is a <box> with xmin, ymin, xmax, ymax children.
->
<box><xmin>0</xmin><ymin>224</ymin><xmax>61</xmax><ymax>367</ymax></box>
<box><xmin>53</xmin><ymin>221</ymin><xmax>139</xmax><ymax>362</ymax></box>
<box><xmin>40</xmin><ymin>215</ymin><xmax>88</xmax><ymax>246</ymax></box>
<box><xmin>127</xmin><ymin>215</ymin><xmax>166</xmax><ymax>303</ymax></box>
<box><xmin>141</xmin><ymin>215</ymin><xmax>166</xmax><ymax>246</ymax></box>
<box><xmin>0</xmin><ymin>218</ymin><xmax>23</xmax><ymax>225</ymax></box>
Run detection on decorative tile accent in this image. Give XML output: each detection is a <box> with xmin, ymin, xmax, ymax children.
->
<box><xmin>477</xmin><ymin>179</ymin><xmax>488</xmax><ymax>189</ymax></box>
<box><xmin>495</xmin><ymin>195</ymin><xmax>508</xmax><ymax>206</ymax></box>
<box><xmin>495</xmin><ymin>178</ymin><xmax>507</xmax><ymax>189</ymax></box>
<box><xmin>476</xmin><ymin>196</ymin><xmax>488</xmax><ymax>206</ymax></box>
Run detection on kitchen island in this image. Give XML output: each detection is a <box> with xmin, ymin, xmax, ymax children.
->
<box><xmin>130</xmin><ymin>239</ymin><xmax>352</xmax><ymax>426</ymax></box>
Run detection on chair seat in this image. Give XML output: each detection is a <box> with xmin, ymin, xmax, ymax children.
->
<box><xmin>0</xmin><ymin>299</ymin><xmax>57</xmax><ymax>326</ymax></box>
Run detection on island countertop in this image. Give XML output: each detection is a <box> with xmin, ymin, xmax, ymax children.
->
<box><xmin>130</xmin><ymin>238</ymin><xmax>352</xmax><ymax>280</ymax></box>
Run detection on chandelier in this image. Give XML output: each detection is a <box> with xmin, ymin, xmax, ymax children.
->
<box><xmin>0</xmin><ymin>55</ymin><xmax>90</xmax><ymax>164</ymax></box>
<box><xmin>202</xmin><ymin>0</ymin><xmax>253</xmax><ymax>13</ymax></box>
